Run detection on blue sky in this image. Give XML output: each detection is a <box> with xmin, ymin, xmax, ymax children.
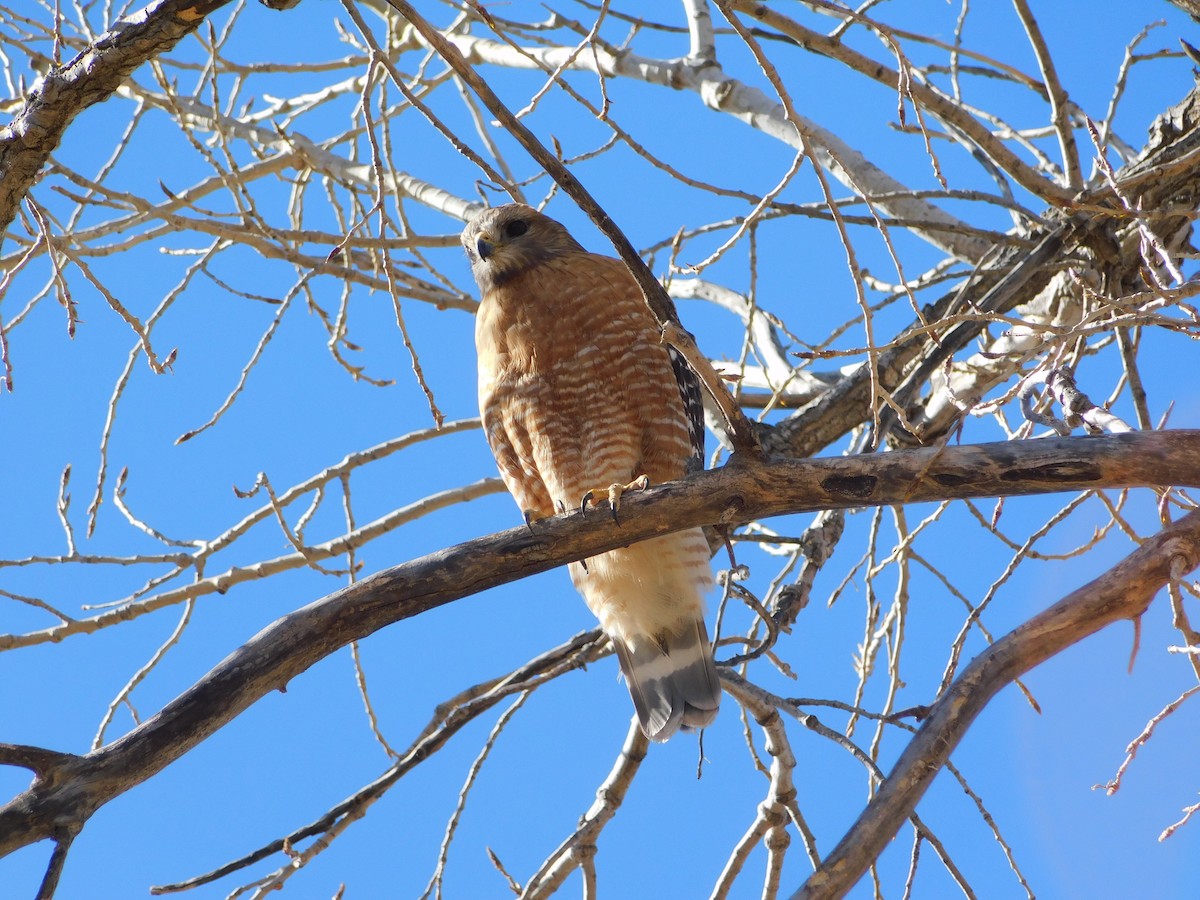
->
<box><xmin>2</xmin><ymin>1</ymin><xmax>1199</xmax><ymax>897</ymax></box>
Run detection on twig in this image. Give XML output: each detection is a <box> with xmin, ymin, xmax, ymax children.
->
<box><xmin>1095</xmin><ymin>682</ymin><xmax>1200</xmax><ymax>796</ymax></box>
<box><xmin>92</xmin><ymin>600</ymin><xmax>195</xmax><ymax>749</ymax></box>
<box><xmin>1011</xmin><ymin>0</ymin><xmax>1082</xmax><ymax>189</ymax></box>
<box><xmin>1160</xmin><ymin>796</ymin><xmax>1200</xmax><ymax>841</ymax></box>
<box><xmin>421</xmin><ymin>693</ymin><xmax>530</xmax><ymax>900</ymax></box>
<box><xmin>521</xmin><ymin>719</ymin><xmax>649</xmax><ymax>899</ymax></box>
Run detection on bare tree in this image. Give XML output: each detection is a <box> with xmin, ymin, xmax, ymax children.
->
<box><xmin>2</xmin><ymin>1</ymin><xmax>1199</xmax><ymax>897</ymax></box>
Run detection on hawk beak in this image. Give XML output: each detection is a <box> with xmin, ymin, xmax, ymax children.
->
<box><xmin>476</xmin><ymin>236</ymin><xmax>495</xmax><ymax>260</ymax></box>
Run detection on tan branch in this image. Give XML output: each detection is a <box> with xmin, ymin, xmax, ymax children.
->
<box><xmin>718</xmin><ymin>676</ymin><xmax>802</xmax><ymax>899</ymax></box>
<box><xmin>441</xmin><ymin>28</ymin><xmax>991</xmax><ymax>262</ymax></box>
<box><xmin>151</xmin><ymin>630</ymin><xmax>606</xmax><ymax>894</ymax></box>
<box><xmin>1010</xmin><ymin>0</ymin><xmax>1081</xmax><ymax>189</ymax></box>
<box><xmin>4</xmin><ymin>432</ymin><xmax>1200</xmax><ymax>857</ymax></box>
<box><xmin>1</xmin><ymin>478</ymin><xmax>505</xmax><ymax>651</ymax></box>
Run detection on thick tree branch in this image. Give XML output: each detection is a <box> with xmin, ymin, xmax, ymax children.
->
<box><xmin>791</xmin><ymin>504</ymin><xmax>1200</xmax><ymax>899</ymax></box>
<box><xmin>3</xmin><ymin>431</ymin><xmax>1200</xmax><ymax>857</ymax></box>
<box><xmin>762</xmin><ymin>51</ymin><xmax>1199</xmax><ymax>456</ymax></box>
<box><xmin>760</xmin><ymin>225</ymin><xmax>1065</xmax><ymax>457</ymax></box>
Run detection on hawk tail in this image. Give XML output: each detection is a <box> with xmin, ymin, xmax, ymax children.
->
<box><xmin>613</xmin><ymin>618</ymin><xmax>721</xmax><ymax>743</ymax></box>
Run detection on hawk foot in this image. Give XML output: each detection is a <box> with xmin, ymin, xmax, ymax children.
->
<box><xmin>580</xmin><ymin>475</ymin><xmax>650</xmax><ymax>525</ymax></box>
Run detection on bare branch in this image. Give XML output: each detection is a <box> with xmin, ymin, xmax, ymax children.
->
<box><xmin>4</xmin><ymin>431</ymin><xmax>1200</xmax><ymax>855</ymax></box>
<box><xmin>522</xmin><ymin>720</ymin><xmax>648</xmax><ymax>898</ymax></box>
<box><xmin>0</xmin><ymin>0</ymin><xmax>237</xmax><ymax>240</ymax></box>
<box><xmin>792</xmin><ymin>505</ymin><xmax>1200</xmax><ymax>897</ymax></box>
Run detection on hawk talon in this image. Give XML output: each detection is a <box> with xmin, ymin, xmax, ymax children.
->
<box><xmin>579</xmin><ymin>490</ymin><xmax>594</xmax><ymax>514</ymax></box>
<box><xmin>606</xmin><ymin>475</ymin><xmax>651</xmax><ymax>526</ymax></box>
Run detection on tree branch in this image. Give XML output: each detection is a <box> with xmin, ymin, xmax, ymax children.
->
<box><xmin>522</xmin><ymin>720</ymin><xmax>648</xmax><ymax>899</ymax></box>
<box><xmin>0</xmin><ymin>0</ymin><xmax>235</xmax><ymax>242</ymax></box>
<box><xmin>440</xmin><ymin>27</ymin><xmax>993</xmax><ymax>262</ymax></box>
<box><xmin>730</xmin><ymin>1</ymin><xmax>1075</xmax><ymax>207</ymax></box>
<box><xmin>3</xmin><ymin>431</ymin><xmax>1200</xmax><ymax>857</ymax></box>
<box><xmin>791</xmin><ymin>504</ymin><xmax>1200</xmax><ymax>898</ymax></box>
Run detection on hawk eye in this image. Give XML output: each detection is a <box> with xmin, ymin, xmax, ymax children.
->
<box><xmin>502</xmin><ymin>219</ymin><xmax>529</xmax><ymax>239</ymax></box>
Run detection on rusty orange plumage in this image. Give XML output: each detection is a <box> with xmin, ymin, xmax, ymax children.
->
<box><xmin>463</xmin><ymin>203</ymin><xmax>720</xmax><ymax>741</ymax></box>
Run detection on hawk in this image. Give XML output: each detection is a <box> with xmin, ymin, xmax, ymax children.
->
<box><xmin>463</xmin><ymin>203</ymin><xmax>721</xmax><ymax>742</ymax></box>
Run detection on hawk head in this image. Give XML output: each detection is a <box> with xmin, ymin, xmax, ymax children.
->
<box><xmin>462</xmin><ymin>204</ymin><xmax>585</xmax><ymax>294</ymax></box>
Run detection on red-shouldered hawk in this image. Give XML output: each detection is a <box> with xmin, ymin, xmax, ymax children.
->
<box><xmin>463</xmin><ymin>203</ymin><xmax>721</xmax><ymax>742</ymax></box>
